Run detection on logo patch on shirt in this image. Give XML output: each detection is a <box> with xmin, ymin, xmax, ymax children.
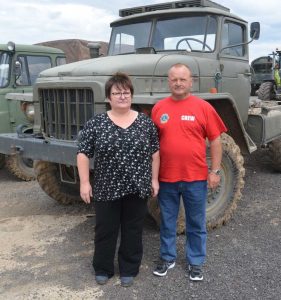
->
<box><xmin>181</xmin><ymin>115</ymin><xmax>195</xmax><ymax>121</ymax></box>
<box><xmin>160</xmin><ymin>113</ymin><xmax>169</xmax><ymax>124</ymax></box>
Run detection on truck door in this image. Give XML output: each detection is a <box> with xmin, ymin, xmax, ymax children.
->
<box><xmin>219</xmin><ymin>19</ymin><xmax>250</xmax><ymax>124</ymax></box>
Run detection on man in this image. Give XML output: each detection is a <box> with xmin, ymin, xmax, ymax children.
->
<box><xmin>151</xmin><ymin>63</ymin><xmax>227</xmax><ymax>281</ymax></box>
<box><xmin>274</xmin><ymin>63</ymin><xmax>281</xmax><ymax>92</ymax></box>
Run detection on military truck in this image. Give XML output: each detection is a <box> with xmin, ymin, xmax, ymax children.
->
<box><xmin>0</xmin><ymin>0</ymin><xmax>280</xmax><ymax>232</ymax></box>
<box><xmin>250</xmin><ymin>55</ymin><xmax>273</xmax><ymax>96</ymax></box>
<box><xmin>0</xmin><ymin>42</ymin><xmax>66</xmax><ymax>180</ymax></box>
<box><xmin>251</xmin><ymin>48</ymin><xmax>281</xmax><ymax>99</ymax></box>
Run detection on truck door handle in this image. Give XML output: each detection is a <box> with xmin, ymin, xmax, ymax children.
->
<box><xmin>244</xmin><ymin>72</ymin><xmax>252</xmax><ymax>76</ymax></box>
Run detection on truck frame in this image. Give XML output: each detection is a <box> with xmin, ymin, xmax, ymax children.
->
<box><xmin>0</xmin><ymin>0</ymin><xmax>281</xmax><ymax>232</ymax></box>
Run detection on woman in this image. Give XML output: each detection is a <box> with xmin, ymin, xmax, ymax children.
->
<box><xmin>77</xmin><ymin>72</ymin><xmax>160</xmax><ymax>287</ymax></box>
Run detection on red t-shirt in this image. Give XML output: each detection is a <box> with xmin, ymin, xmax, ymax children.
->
<box><xmin>151</xmin><ymin>95</ymin><xmax>227</xmax><ymax>182</ymax></box>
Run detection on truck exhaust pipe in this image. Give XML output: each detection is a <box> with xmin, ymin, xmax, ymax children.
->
<box><xmin>87</xmin><ymin>42</ymin><xmax>101</xmax><ymax>58</ymax></box>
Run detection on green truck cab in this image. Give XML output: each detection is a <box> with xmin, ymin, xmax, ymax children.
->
<box><xmin>0</xmin><ymin>42</ymin><xmax>66</xmax><ymax>180</ymax></box>
<box><xmin>0</xmin><ymin>0</ymin><xmax>280</xmax><ymax>232</ymax></box>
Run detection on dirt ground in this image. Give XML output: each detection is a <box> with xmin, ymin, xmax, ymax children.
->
<box><xmin>0</xmin><ymin>149</ymin><xmax>280</xmax><ymax>300</ymax></box>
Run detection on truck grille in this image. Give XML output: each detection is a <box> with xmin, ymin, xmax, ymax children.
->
<box><xmin>39</xmin><ymin>88</ymin><xmax>94</xmax><ymax>140</ymax></box>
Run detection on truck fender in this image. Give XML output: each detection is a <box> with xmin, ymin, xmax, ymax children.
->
<box><xmin>199</xmin><ymin>92</ymin><xmax>257</xmax><ymax>154</ymax></box>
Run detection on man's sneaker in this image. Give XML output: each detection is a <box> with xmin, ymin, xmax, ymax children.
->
<box><xmin>189</xmin><ymin>265</ymin><xmax>203</xmax><ymax>281</ymax></box>
<box><xmin>153</xmin><ymin>260</ymin><xmax>175</xmax><ymax>276</ymax></box>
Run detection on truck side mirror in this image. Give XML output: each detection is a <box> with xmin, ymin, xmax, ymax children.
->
<box><xmin>14</xmin><ymin>61</ymin><xmax>22</xmax><ymax>77</ymax></box>
<box><xmin>250</xmin><ymin>22</ymin><xmax>260</xmax><ymax>40</ymax></box>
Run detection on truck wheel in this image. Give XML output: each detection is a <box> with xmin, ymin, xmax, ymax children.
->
<box><xmin>0</xmin><ymin>154</ymin><xmax>5</xmax><ymax>169</ymax></box>
<box><xmin>268</xmin><ymin>138</ymin><xmax>281</xmax><ymax>172</ymax></box>
<box><xmin>206</xmin><ymin>134</ymin><xmax>245</xmax><ymax>229</ymax></box>
<box><xmin>6</xmin><ymin>155</ymin><xmax>35</xmax><ymax>181</ymax></box>
<box><xmin>147</xmin><ymin>196</ymin><xmax>186</xmax><ymax>234</ymax></box>
<box><xmin>257</xmin><ymin>82</ymin><xmax>275</xmax><ymax>100</ymax></box>
<box><xmin>147</xmin><ymin>134</ymin><xmax>245</xmax><ymax>233</ymax></box>
<box><xmin>34</xmin><ymin>161</ymin><xmax>81</xmax><ymax>204</ymax></box>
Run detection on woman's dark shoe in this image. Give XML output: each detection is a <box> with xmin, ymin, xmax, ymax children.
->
<box><xmin>95</xmin><ymin>275</ymin><xmax>109</xmax><ymax>285</ymax></box>
<box><xmin>120</xmin><ymin>276</ymin><xmax>134</xmax><ymax>287</ymax></box>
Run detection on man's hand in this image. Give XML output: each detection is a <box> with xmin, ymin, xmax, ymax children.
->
<box><xmin>207</xmin><ymin>172</ymin><xmax>221</xmax><ymax>190</ymax></box>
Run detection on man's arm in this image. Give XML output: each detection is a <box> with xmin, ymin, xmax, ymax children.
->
<box><xmin>208</xmin><ymin>136</ymin><xmax>223</xmax><ymax>189</ymax></box>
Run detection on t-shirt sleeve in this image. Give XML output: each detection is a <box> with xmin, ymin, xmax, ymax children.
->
<box><xmin>77</xmin><ymin>118</ymin><xmax>96</xmax><ymax>158</ymax></box>
<box><xmin>151</xmin><ymin>104</ymin><xmax>158</xmax><ymax>125</ymax></box>
<box><xmin>205</xmin><ymin>104</ymin><xmax>227</xmax><ymax>141</ymax></box>
<box><xmin>143</xmin><ymin>113</ymin><xmax>159</xmax><ymax>155</ymax></box>
<box><xmin>150</xmin><ymin>120</ymin><xmax>160</xmax><ymax>154</ymax></box>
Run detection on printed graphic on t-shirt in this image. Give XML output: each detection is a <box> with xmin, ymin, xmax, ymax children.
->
<box><xmin>160</xmin><ymin>113</ymin><xmax>169</xmax><ymax>124</ymax></box>
<box><xmin>181</xmin><ymin>115</ymin><xmax>195</xmax><ymax>121</ymax></box>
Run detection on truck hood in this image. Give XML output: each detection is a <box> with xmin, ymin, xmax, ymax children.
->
<box><xmin>39</xmin><ymin>53</ymin><xmax>199</xmax><ymax>78</ymax></box>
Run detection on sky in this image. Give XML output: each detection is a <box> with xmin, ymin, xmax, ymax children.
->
<box><xmin>0</xmin><ymin>0</ymin><xmax>280</xmax><ymax>62</ymax></box>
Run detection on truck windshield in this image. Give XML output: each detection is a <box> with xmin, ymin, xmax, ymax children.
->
<box><xmin>0</xmin><ymin>51</ymin><xmax>11</xmax><ymax>88</ymax></box>
<box><xmin>108</xmin><ymin>15</ymin><xmax>217</xmax><ymax>55</ymax></box>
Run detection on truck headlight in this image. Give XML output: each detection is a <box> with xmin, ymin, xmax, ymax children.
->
<box><xmin>21</xmin><ymin>102</ymin><xmax>35</xmax><ymax>122</ymax></box>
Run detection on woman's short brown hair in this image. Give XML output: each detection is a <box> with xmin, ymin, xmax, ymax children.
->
<box><xmin>105</xmin><ymin>72</ymin><xmax>134</xmax><ymax>99</ymax></box>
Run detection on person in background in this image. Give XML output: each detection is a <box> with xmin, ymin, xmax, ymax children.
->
<box><xmin>274</xmin><ymin>63</ymin><xmax>281</xmax><ymax>92</ymax></box>
<box><xmin>151</xmin><ymin>63</ymin><xmax>227</xmax><ymax>281</ymax></box>
<box><xmin>77</xmin><ymin>72</ymin><xmax>160</xmax><ymax>287</ymax></box>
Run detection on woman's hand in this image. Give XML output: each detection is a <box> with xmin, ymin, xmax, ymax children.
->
<box><xmin>80</xmin><ymin>181</ymin><xmax>93</xmax><ymax>204</ymax></box>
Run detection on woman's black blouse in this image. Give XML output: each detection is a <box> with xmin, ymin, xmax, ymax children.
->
<box><xmin>77</xmin><ymin>112</ymin><xmax>159</xmax><ymax>201</ymax></box>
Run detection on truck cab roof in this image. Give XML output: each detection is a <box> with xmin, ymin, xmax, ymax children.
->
<box><xmin>0</xmin><ymin>43</ymin><xmax>65</xmax><ymax>55</ymax></box>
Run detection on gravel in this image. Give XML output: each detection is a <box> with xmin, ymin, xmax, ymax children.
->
<box><xmin>0</xmin><ymin>148</ymin><xmax>280</xmax><ymax>300</ymax></box>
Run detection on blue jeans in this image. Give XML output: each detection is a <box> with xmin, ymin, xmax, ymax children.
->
<box><xmin>158</xmin><ymin>181</ymin><xmax>207</xmax><ymax>266</ymax></box>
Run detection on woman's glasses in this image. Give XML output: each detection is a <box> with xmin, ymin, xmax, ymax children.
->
<box><xmin>111</xmin><ymin>91</ymin><xmax>131</xmax><ymax>98</ymax></box>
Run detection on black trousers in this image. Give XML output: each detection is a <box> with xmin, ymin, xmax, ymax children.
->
<box><xmin>93</xmin><ymin>194</ymin><xmax>147</xmax><ymax>277</ymax></box>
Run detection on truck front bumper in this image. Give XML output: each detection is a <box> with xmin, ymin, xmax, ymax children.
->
<box><xmin>0</xmin><ymin>133</ymin><xmax>80</xmax><ymax>166</ymax></box>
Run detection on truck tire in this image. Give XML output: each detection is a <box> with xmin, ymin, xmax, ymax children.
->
<box><xmin>268</xmin><ymin>138</ymin><xmax>281</xmax><ymax>172</ymax></box>
<box><xmin>257</xmin><ymin>82</ymin><xmax>275</xmax><ymax>100</ymax></box>
<box><xmin>0</xmin><ymin>154</ymin><xmax>5</xmax><ymax>169</ymax></box>
<box><xmin>206</xmin><ymin>134</ymin><xmax>245</xmax><ymax>229</ymax></box>
<box><xmin>6</xmin><ymin>154</ymin><xmax>35</xmax><ymax>181</ymax></box>
<box><xmin>34</xmin><ymin>161</ymin><xmax>81</xmax><ymax>204</ymax></box>
<box><xmin>147</xmin><ymin>133</ymin><xmax>245</xmax><ymax>233</ymax></box>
